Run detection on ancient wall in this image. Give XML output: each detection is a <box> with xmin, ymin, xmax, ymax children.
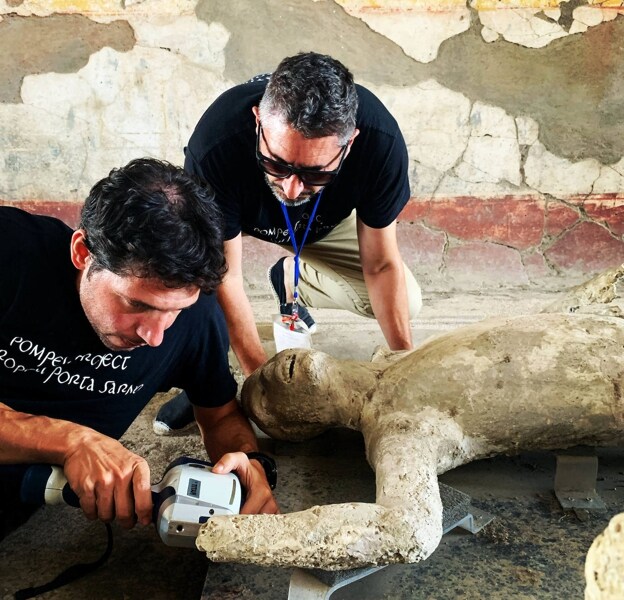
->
<box><xmin>1</xmin><ymin>0</ymin><xmax>623</xmax><ymax>291</ymax></box>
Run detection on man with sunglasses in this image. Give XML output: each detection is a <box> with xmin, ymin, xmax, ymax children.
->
<box><xmin>154</xmin><ymin>52</ymin><xmax>422</xmax><ymax>434</ymax></box>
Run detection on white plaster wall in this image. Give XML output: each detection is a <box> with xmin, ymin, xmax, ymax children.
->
<box><xmin>0</xmin><ymin>0</ymin><xmax>623</xmax><ymax>202</ymax></box>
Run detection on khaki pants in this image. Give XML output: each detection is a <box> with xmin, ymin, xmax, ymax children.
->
<box><xmin>278</xmin><ymin>211</ymin><xmax>422</xmax><ymax>319</ymax></box>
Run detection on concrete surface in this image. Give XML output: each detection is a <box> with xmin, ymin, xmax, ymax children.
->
<box><xmin>2</xmin><ymin>286</ymin><xmax>624</xmax><ymax>599</ymax></box>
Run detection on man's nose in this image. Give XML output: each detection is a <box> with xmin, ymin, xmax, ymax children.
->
<box><xmin>136</xmin><ymin>313</ymin><xmax>172</xmax><ymax>347</ymax></box>
<box><xmin>280</xmin><ymin>174</ymin><xmax>304</xmax><ymax>200</ymax></box>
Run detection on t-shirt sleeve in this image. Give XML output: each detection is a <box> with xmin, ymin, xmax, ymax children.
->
<box><xmin>172</xmin><ymin>293</ymin><xmax>237</xmax><ymax>408</ymax></box>
<box><xmin>187</xmin><ymin>145</ymin><xmax>244</xmax><ymax>242</ymax></box>
<box><xmin>0</xmin><ymin>211</ymin><xmax>20</xmax><ymax>315</ymax></box>
<box><xmin>183</xmin><ymin>83</ymin><xmax>261</xmax><ymax>242</ymax></box>
<box><xmin>355</xmin><ymin>128</ymin><xmax>411</xmax><ymax>229</ymax></box>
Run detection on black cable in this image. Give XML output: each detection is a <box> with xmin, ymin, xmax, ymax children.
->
<box><xmin>14</xmin><ymin>522</ymin><xmax>113</xmax><ymax>599</ymax></box>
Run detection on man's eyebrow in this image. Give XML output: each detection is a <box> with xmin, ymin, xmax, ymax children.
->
<box><xmin>123</xmin><ymin>293</ymin><xmax>196</xmax><ymax>312</ymax></box>
<box><xmin>126</xmin><ymin>297</ymin><xmax>159</xmax><ymax>311</ymax></box>
<box><xmin>267</xmin><ymin>150</ymin><xmax>330</xmax><ymax>172</ymax></box>
<box><xmin>262</xmin><ymin>133</ymin><xmax>328</xmax><ymax>171</ymax></box>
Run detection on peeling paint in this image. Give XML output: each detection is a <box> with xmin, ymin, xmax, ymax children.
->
<box><xmin>335</xmin><ymin>0</ymin><xmax>471</xmax><ymax>63</ymax></box>
<box><xmin>0</xmin><ymin>14</ymin><xmax>135</xmax><ymax>103</ymax></box>
<box><xmin>1</xmin><ymin>45</ymin><xmax>229</xmax><ymax>200</ymax></box>
<box><xmin>429</xmin><ymin>16</ymin><xmax>624</xmax><ymax>163</ymax></box>
<box><xmin>477</xmin><ymin>1</ymin><xmax>623</xmax><ymax>47</ymax></box>
<box><xmin>0</xmin><ymin>0</ymin><xmax>622</xmax><ymax>286</ymax></box>
<box><xmin>192</xmin><ymin>1</ymin><xmax>624</xmax><ymax>163</ymax></box>
<box><xmin>0</xmin><ymin>0</ymin><xmax>198</xmax><ymax>18</ymax></box>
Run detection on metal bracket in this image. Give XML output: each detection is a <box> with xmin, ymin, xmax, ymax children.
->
<box><xmin>287</xmin><ymin>566</ymin><xmax>386</xmax><ymax>600</ymax></box>
<box><xmin>452</xmin><ymin>506</ymin><xmax>495</xmax><ymax>534</ymax></box>
<box><xmin>554</xmin><ymin>454</ymin><xmax>606</xmax><ymax>511</ymax></box>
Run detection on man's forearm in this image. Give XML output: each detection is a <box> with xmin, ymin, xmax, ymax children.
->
<box><xmin>195</xmin><ymin>404</ymin><xmax>259</xmax><ymax>462</ymax></box>
<box><xmin>0</xmin><ymin>402</ymin><xmax>96</xmax><ymax>465</ymax></box>
<box><xmin>199</xmin><ymin>402</ymin><xmax>279</xmax><ymax>514</ymax></box>
<box><xmin>217</xmin><ymin>279</ymin><xmax>267</xmax><ymax>376</ymax></box>
<box><xmin>365</xmin><ymin>266</ymin><xmax>413</xmax><ymax>351</ymax></box>
<box><xmin>0</xmin><ymin>402</ymin><xmax>153</xmax><ymax>526</ymax></box>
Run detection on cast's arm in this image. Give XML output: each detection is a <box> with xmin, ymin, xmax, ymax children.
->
<box><xmin>357</xmin><ymin>218</ymin><xmax>413</xmax><ymax>351</ymax></box>
<box><xmin>0</xmin><ymin>402</ymin><xmax>152</xmax><ymax>528</ymax></box>
<box><xmin>216</xmin><ymin>234</ymin><xmax>268</xmax><ymax>377</ymax></box>
<box><xmin>194</xmin><ymin>400</ymin><xmax>279</xmax><ymax>515</ymax></box>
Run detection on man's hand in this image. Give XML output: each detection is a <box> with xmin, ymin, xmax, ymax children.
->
<box><xmin>63</xmin><ymin>435</ymin><xmax>152</xmax><ymax>529</ymax></box>
<box><xmin>212</xmin><ymin>451</ymin><xmax>279</xmax><ymax>514</ymax></box>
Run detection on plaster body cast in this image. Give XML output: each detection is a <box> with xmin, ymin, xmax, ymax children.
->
<box><xmin>196</xmin><ymin>313</ymin><xmax>624</xmax><ymax>569</ymax></box>
<box><xmin>585</xmin><ymin>512</ymin><xmax>624</xmax><ymax>600</ymax></box>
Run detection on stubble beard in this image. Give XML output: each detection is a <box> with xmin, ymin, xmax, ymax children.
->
<box><xmin>265</xmin><ymin>175</ymin><xmax>317</xmax><ymax>208</ymax></box>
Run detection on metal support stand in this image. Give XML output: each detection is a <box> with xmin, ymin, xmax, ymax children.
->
<box><xmin>287</xmin><ymin>483</ymin><xmax>494</xmax><ymax>600</ymax></box>
<box><xmin>554</xmin><ymin>453</ymin><xmax>606</xmax><ymax>511</ymax></box>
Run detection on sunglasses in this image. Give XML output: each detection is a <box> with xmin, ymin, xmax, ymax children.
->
<box><xmin>255</xmin><ymin>123</ymin><xmax>348</xmax><ymax>187</ymax></box>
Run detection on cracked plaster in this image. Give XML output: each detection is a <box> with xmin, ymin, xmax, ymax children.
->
<box><xmin>335</xmin><ymin>1</ymin><xmax>471</xmax><ymax>63</ymax></box>
<box><xmin>478</xmin><ymin>7</ymin><xmax>570</xmax><ymax>47</ymax></box>
<box><xmin>366</xmin><ymin>79</ymin><xmax>472</xmax><ymax>197</ymax></box>
<box><xmin>454</xmin><ymin>102</ymin><xmax>522</xmax><ymax>186</ymax></box>
<box><xmin>525</xmin><ymin>142</ymin><xmax>602</xmax><ymax>197</ymax></box>
<box><xmin>2</xmin><ymin>44</ymin><xmax>229</xmax><ymax>200</ymax></box>
<box><xmin>435</xmin><ymin>173</ymin><xmax>535</xmax><ymax>199</ymax></box>
<box><xmin>335</xmin><ymin>2</ymin><xmax>623</xmax><ymax>60</ymax></box>
<box><xmin>0</xmin><ymin>0</ymin><xmax>196</xmax><ymax>19</ymax></box>
<box><xmin>0</xmin><ymin>0</ymin><xmax>623</xmax><ymax>216</ymax></box>
<box><xmin>474</xmin><ymin>1</ymin><xmax>623</xmax><ymax>46</ymax></box>
<box><xmin>516</xmin><ymin>115</ymin><xmax>540</xmax><ymax>146</ymax></box>
<box><xmin>593</xmin><ymin>159</ymin><xmax>624</xmax><ymax>195</ymax></box>
<box><xmin>0</xmin><ymin>13</ymin><xmax>135</xmax><ymax>103</ymax></box>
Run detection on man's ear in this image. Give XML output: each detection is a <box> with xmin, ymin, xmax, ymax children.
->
<box><xmin>70</xmin><ymin>230</ymin><xmax>91</xmax><ymax>271</ymax></box>
<box><xmin>342</xmin><ymin>129</ymin><xmax>360</xmax><ymax>161</ymax></box>
<box><xmin>252</xmin><ymin>105</ymin><xmax>261</xmax><ymax>125</ymax></box>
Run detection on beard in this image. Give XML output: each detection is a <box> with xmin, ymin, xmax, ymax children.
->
<box><xmin>265</xmin><ymin>175</ymin><xmax>318</xmax><ymax>207</ymax></box>
<box><xmin>88</xmin><ymin>323</ymin><xmax>145</xmax><ymax>352</ymax></box>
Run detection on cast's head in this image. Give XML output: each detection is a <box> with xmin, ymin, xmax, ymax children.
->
<box><xmin>72</xmin><ymin>158</ymin><xmax>226</xmax><ymax>351</ymax></box>
<box><xmin>242</xmin><ymin>349</ymin><xmax>341</xmax><ymax>440</ymax></box>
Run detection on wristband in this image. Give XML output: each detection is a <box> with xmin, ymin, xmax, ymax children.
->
<box><xmin>246</xmin><ymin>452</ymin><xmax>277</xmax><ymax>489</ymax></box>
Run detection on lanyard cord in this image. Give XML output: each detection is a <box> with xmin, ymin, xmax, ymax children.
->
<box><xmin>279</xmin><ymin>190</ymin><xmax>323</xmax><ymax>312</ymax></box>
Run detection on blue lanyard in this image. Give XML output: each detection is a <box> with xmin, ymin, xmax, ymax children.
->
<box><xmin>280</xmin><ymin>190</ymin><xmax>323</xmax><ymax>311</ymax></box>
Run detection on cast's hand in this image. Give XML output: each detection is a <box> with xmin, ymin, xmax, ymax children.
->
<box><xmin>62</xmin><ymin>435</ymin><xmax>152</xmax><ymax>529</ymax></box>
<box><xmin>211</xmin><ymin>451</ymin><xmax>279</xmax><ymax>515</ymax></box>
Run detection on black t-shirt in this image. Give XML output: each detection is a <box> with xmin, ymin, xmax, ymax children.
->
<box><xmin>0</xmin><ymin>207</ymin><xmax>237</xmax><ymax>441</ymax></box>
<box><xmin>185</xmin><ymin>77</ymin><xmax>411</xmax><ymax>245</ymax></box>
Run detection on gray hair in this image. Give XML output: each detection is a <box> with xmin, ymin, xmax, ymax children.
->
<box><xmin>259</xmin><ymin>52</ymin><xmax>359</xmax><ymax>145</ymax></box>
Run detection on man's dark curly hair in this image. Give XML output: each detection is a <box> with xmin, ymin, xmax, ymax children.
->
<box><xmin>259</xmin><ymin>52</ymin><xmax>359</xmax><ymax>144</ymax></box>
<box><xmin>79</xmin><ymin>158</ymin><xmax>226</xmax><ymax>293</ymax></box>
